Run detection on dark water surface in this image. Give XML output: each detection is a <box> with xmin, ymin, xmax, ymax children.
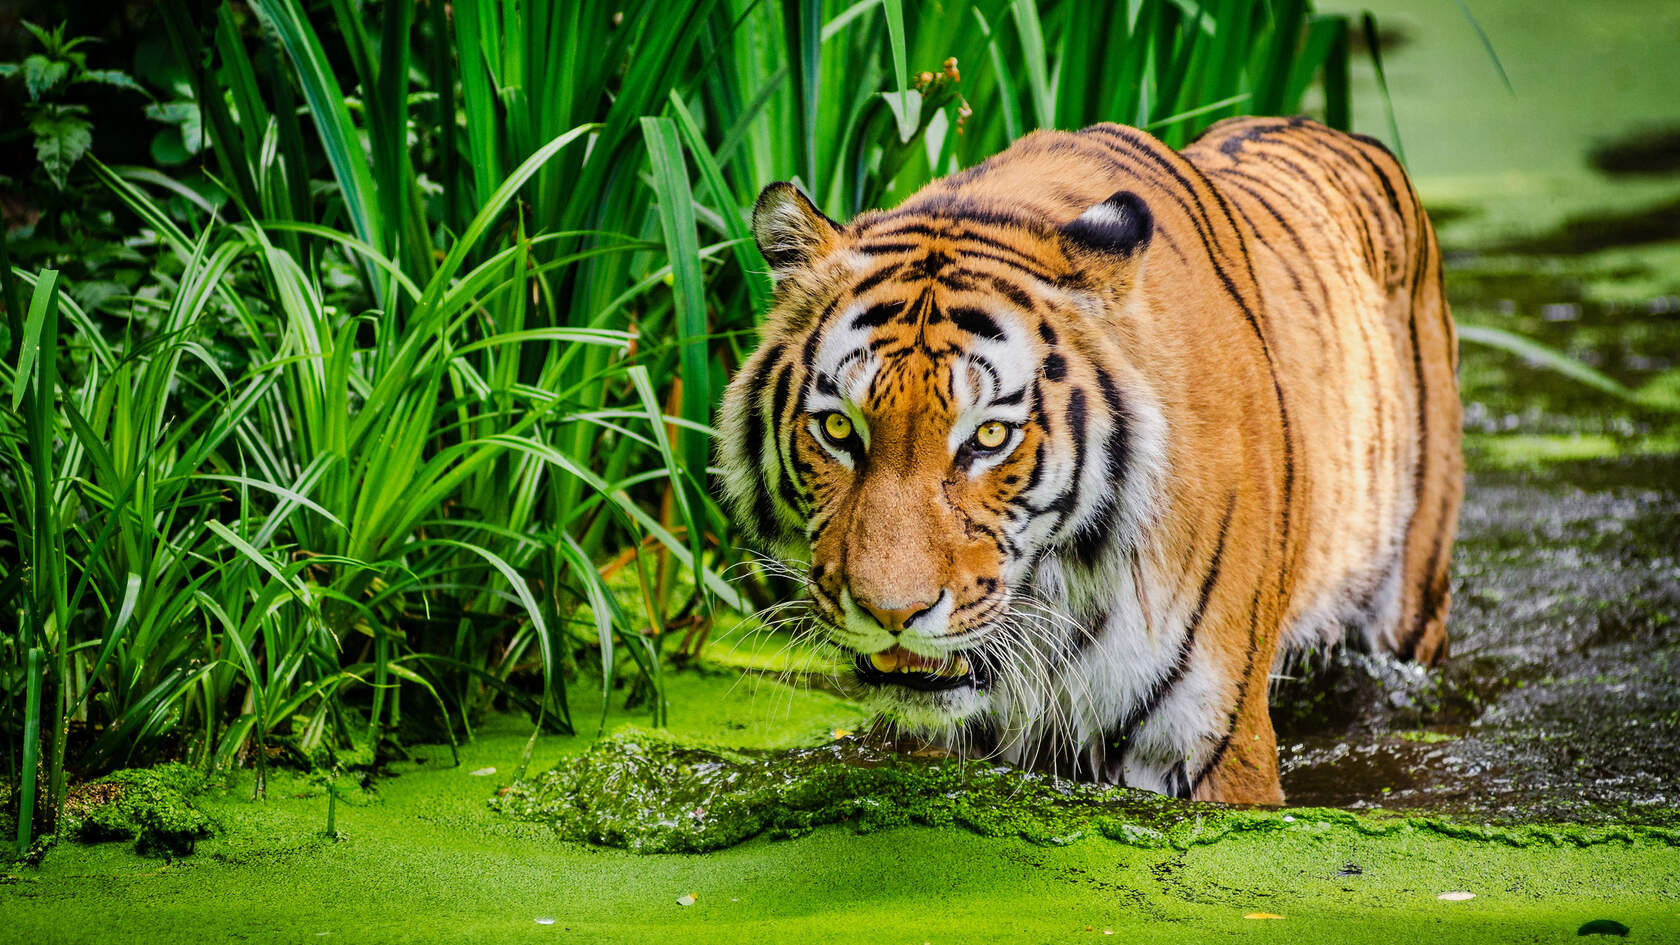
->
<box><xmin>1273</xmin><ymin>230</ymin><xmax>1680</xmax><ymax>823</ymax></box>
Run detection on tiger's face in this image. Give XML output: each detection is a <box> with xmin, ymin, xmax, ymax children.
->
<box><xmin>720</xmin><ymin>182</ymin><xmax>1156</xmax><ymax>733</ymax></box>
<box><xmin>800</xmin><ymin>283</ymin><xmax>1050</xmax><ymax>721</ymax></box>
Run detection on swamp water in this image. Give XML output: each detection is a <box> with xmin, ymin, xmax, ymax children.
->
<box><xmin>8</xmin><ymin>0</ymin><xmax>1680</xmax><ymax>939</ymax></box>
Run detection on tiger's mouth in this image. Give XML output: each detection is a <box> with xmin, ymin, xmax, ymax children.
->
<box><xmin>853</xmin><ymin>645</ymin><xmax>977</xmax><ymax>692</ymax></box>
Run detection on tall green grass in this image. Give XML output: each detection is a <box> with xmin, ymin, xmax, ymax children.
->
<box><xmin>4</xmin><ymin>0</ymin><xmax>1363</xmax><ymax>853</ymax></box>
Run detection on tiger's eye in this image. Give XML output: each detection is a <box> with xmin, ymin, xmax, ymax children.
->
<box><xmin>823</xmin><ymin>412</ymin><xmax>854</xmax><ymax>442</ymax></box>
<box><xmin>974</xmin><ymin>421</ymin><xmax>1009</xmax><ymax>450</ymax></box>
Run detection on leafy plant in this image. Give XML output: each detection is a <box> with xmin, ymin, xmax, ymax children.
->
<box><xmin>0</xmin><ymin>20</ymin><xmax>145</xmax><ymax>190</ymax></box>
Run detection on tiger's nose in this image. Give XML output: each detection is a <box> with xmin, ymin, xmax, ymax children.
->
<box><xmin>854</xmin><ymin>593</ymin><xmax>939</xmax><ymax>633</ymax></box>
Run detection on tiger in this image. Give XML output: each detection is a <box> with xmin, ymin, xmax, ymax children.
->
<box><xmin>717</xmin><ymin>115</ymin><xmax>1462</xmax><ymax>804</ymax></box>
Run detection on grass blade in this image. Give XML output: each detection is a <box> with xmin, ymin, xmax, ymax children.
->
<box><xmin>1458</xmin><ymin>324</ymin><xmax>1678</xmax><ymax>411</ymax></box>
<box><xmin>642</xmin><ymin>116</ymin><xmax>713</xmax><ymax>487</ymax></box>
<box><xmin>1451</xmin><ymin>0</ymin><xmax>1514</xmax><ymax>95</ymax></box>
<box><xmin>1363</xmin><ymin>12</ymin><xmax>1405</xmax><ymax>163</ymax></box>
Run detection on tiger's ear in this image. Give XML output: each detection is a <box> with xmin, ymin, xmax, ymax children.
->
<box><xmin>753</xmin><ymin>182</ymin><xmax>841</xmax><ymax>280</ymax></box>
<box><xmin>1061</xmin><ymin>190</ymin><xmax>1153</xmax><ymax>264</ymax></box>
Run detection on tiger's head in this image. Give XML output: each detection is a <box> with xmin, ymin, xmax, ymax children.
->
<box><xmin>718</xmin><ymin>181</ymin><xmax>1166</xmax><ymax>737</ymax></box>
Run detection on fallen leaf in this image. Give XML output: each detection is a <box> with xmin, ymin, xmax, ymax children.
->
<box><xmin>1244</xmin><ymin>913</ymin><xmax>1285</xmax><ymax>920</ymax></box>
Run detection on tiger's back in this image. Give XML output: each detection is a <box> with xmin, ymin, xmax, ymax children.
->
<box><xmin>720</xmin><ymin>116</ymin><xmax>1461</xmax><ymax>804</ymax></box>
<box><xmin>1183</xmin><ymin>117</ymin><xmax>1463</xmax><ymax>669</ymax></box>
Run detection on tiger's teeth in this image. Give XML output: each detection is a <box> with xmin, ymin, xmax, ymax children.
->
<box><xmin>865</xmin><ymin>649</ymin><xmax>970</xmax><ymax>678</ymax></box>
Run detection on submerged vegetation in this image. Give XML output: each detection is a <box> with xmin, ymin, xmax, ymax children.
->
<box><xmin>489</xmin><ymin>728</ymin><xmax>1191</xmax><ymax>853</ymax></box>
<box><xmin>1</xmin><ymin>0</ymin><xmax>1371</xmax><ymax>854</ymax></box>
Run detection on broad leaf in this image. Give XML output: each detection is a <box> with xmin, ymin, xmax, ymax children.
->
<box><xmin>146</xmin><ymin>101</ymin><xmax>205</xmax><ymax>153</ymax></box>
<box><xmin>23</xmin><ymin>54</ymin><xmax>68</xmax><ymax>100</ymax></box>
<box><xmin>30</xmin><ymin>106</ymin><xmax>92</xmax><ymax>189</ymax></box>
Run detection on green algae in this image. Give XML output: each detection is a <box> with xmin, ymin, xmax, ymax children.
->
<box><xmin>63</xmin><ymin>763</ymin><xmax>214</xmax><ymax>857</ymax></box>
<box><xmin>490</xmin><ymin>729</ymin><xmax>1680</xmax><ymax>857</ymax></box>
<box><xmin>490</xmin><ymin>728</ymin><xmax>1190</xmax><ymax>853</ymax></box>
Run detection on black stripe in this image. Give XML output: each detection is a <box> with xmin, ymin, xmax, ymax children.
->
<box><xmin>1293</xmin><ymin>125</ymin><xmax>1405</xmax><ymax>238</ymax></box>
<box><xmin>1406</xmin><ymin>214</ymin><xmax>1433</xmax><ymax>505</ymax></box>
<box><xmin>799</xmin><ymin>299</ymin><xmax>839</xmax><ymax>367</ymax></box>
<box><xmin>1257</xmin><ymin>138</ymin><xmax>1381</xmax><ymax>276</ymax></box>
<box><xmin>907</xmin><ymin>250</ymin><xmax>954</xmax><ymax>282</ymax></box>
<box><xmin>945</xmin><ymin>227</ymin><xmax>1046</xmax><ymax>266</ymax></box>
<box><xmin>851</xmin><ymin>263</ymin><xmax>902</xmax><ymax>295</ymax></box>
<box><xmin>1020</xmin><ymin>440</ymin><xmax>1047</xmax><ymax>496</ymax></box>
<box><xmin>741</xmin><ymin>345</ymin><xmax>784</xmax><ymax>540</ymax></box>
<box><xmin>1062</xmin><ymin>385</ymin><xmax>1089</xmax><ymax>502</ymax></box>
<box><xmin>1217</xmin><ymin>183</ymin><xmax>1334</xmax><ymax>358</ymax></box>
<box><xmin>1192</xmin><ymin>579</ymin><xmax>1265</xmax><ymax>794</ymax></box>
<box><xmin>1067</xmin><ymin>495</ymin><xmax>1115</xmax><ymax>569</ymax></box>
<box><xmin>868</xmin><ymin>221</ymin><xmax>940</xmax><ymax>238</ymax></box>
<box><xmin>1321</xmin><ymin>125</ymin><xmax>1406</xmax><ymax>218</ymax></box>
<box><xmin>1107</xmin><ymin>491</ymin><xmax>1237</xmax><ymax>763</ymax></box>
<box><xmin>770</xmin><ymin>364</ymin><xmax>805</xmax><ymax>515</ymax></box>
<box><xmin>956</xmin><ymin>248</ymin><xmax>1058</xmax><ymax>282</ymax></box>
<box><xmin>854</xmin><ymin>240</ymin><xmax>923</xmax><ymax>255</ymax></box>
<box><xmin>948</xmin><ymin>305</ymin><xmax>1005</xmax><ymax>340</ymax></box>
<box><xmin>1214</xmin><ymin>168</ymin><xmax>1351</xmax><ymax>333</ymax></box>
<box><xmin>875</xmin><ymin>196</ymin><xmax>1036</xmax><ymax>233</ymax></box>
<box><xmin>851</xmin><ymin>301</ymin><xmax>904</xmax><ymax>330</ymax></box>
<box><xmin>1067</xmin><ymin>369</ymin><xmax>1131</xmax><ymax>570</ymax></box>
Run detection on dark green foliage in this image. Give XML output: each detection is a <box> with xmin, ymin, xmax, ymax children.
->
<box><xmin>0</xmin><ymin>21</ymin><xmax>144</xmax><ymax>189</ymax></box>
<box><xmin>0</xmin><ymin>22</ymin><xmax>153</xmax><ymax>320</ymax></box>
